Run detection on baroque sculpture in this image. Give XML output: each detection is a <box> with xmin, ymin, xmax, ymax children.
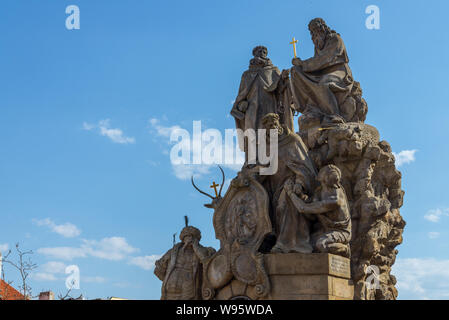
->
<box><xmin>231</xmin><ymin>46</ymin><xmax>294</xmax><ymax>161</ymax></box>
<box><xmin>154</xmin><ymin>217</ymin><xmax>215</xmax><ymax>300</ymax></box>
<box><xmin>155</xmin><ymin>17</ymin><xmax>405</xmax><ymax>300</ymax></box>
<box><xmin>285</xmin><ymin>164</ymin><xmax>351</xmax><ymax>258</ymax></box>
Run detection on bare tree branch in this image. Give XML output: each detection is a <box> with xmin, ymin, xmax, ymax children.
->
<box><xmin>58</xmin><ymin>279</ymin><xmax>76</xmax><ymax>300</ymax></box>
<box><xmin>2</xmin><ymin>243</ymin><xmax>37</xmax><ymax>299</ymax></box>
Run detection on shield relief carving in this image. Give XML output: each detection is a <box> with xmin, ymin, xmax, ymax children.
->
<box><xmin>202</xmin><ymin>172</ymin><xmax>272</xmax><ymax>300</ymax></box>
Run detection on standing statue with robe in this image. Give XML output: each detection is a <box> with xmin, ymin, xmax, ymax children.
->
<box><xmin>231</xmin><ymin>46</ymin><xmax>294</xmax><ymax>161</ymax></box>
<box><xmin>154</xmin><ymin>219</ymin><xmax>216</xmax><ymax>300</ymax></box>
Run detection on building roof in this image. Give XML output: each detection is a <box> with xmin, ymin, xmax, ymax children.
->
<box><xmin>0</xmin><ymin>280</ymin><xmax>25</xmax><ymax>300</ymax></box>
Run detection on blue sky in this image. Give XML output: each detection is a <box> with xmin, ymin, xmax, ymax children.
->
<box><xmin>0</xmin><ymin>0</ymin><xmax>448</xmax><ymax>299</ymax></box>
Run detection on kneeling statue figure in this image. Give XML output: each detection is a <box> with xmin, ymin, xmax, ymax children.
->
<box><xmin>285</xmin><ymin>165</ymin><xmax>351</xmax><ymax>258</ymax></box>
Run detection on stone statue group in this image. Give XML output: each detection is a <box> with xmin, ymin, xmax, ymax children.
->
<box><xmin>155</xmin><ymin>18</ymin><xmax>405</xmax><ymax>301</ymax></box>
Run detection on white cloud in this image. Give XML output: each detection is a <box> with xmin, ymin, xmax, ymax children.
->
<box><xmin>37</xmin><ymin>247</ymin><xmax>87</xmax><ymax>260</ymax></box>
<box><xmin>40</xmin><ymin>261</ymin><xmax>67</xmax><ymax>274</ymax></box>
<box><xmin>32</xmin><ymin>261</ymin><xmax>68</xmax><ymax>282</ymax></box>
<box><xmin>424</xmin><ymin>208</ymin><xmax>449</xmax><ymax>223</ymax></box>
<box><xmin>393</xmin><ymin>149</ymin><xmax>417</xmax><ymax>167</ymax></box>
<box><xmin>172</xmin><ymin>163</ymin><xmax>212</xmax><ymax>180</ymax></box>
<box><xmin>37</xmin><ymin>237</ymin><xmax>138</xmax><ymax>261</ymax></box>
<box><xmin>428</xmin><ymin>232</ymin><xmax>440</xmax><ymax>239</ymax></box>
<box><xmin>0</xmin><ymin>243</ymin><xmax>9</xmax><ymax>253</ymax></box>
<box><xmin>128</xmin><ymin>255</ymin><xmax>161</xmax><ymax>271</ymax></box>
<box><xmin>149</xmin><ymin>118</ymin><xmax>183</xmax><ymax>139</ymax></box>
<box><xmin>34</xmin><ymin>261</ymin><xmax>106</xmax><ymax>284</ymax></box>
<box><xmin>82</xmin><ymin>122</ymin><xmax>95</xmax><ymax>131</ymax></box>
<box><xmin>393</xmin><ymin>258</ymin><xmax>449</xmax><ymax>299</ymax></box>
<box><xmin>33</xmin><ymin>272</ymin><xmax>58</xmax><ymax>281</ymax></box>
<box><xmin>81</xmin><ymin>237</ymin><xmax>138</xmax><ymax>261</ymax></box>
<box><xmin>33</xmin><ymin>218</ymin><xmax>81</xmax><ymax>238</ymax></box>
<box><xmin>83</xmin><ymin>276</ymin><xmax>106</xmax><ymax>284</ymax></box>
<box><xmin>83</xmin><ymin>119</ymin><xmax>135</xmax><ymax>144</ymax></box>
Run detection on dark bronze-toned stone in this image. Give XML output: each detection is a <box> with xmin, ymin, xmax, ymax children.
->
<box><xmin>201</xmin><ymin>170</ymin><xmax>272</xmax><ymax>300</ymax></box>
<box><xmin>259</xmin><ymin>113</ymin><xmax>317</xmax><ymax>254</ymax></box>
<box><xmin>230</xmin><ymin>46</ymin><xmax>296</xmax><ymax>159</ymax></box>
<box><xmin>155</xmin><ymin>17</ymin><xmax>405</xmax><ymax>301</ymax></box>
<box><xmin>290</xmin><ymin>18</ymin><xmax>368</xmax><ymax>126</ymax></box>
<box><xmin>286</xmin><ymin>165</ymin><xmax>351</xmax><ymax>258</ymax></box>
<box><xmin>154</xmin><ymin>219</ymin><xmax>215</xmax><ymax>300</ymax></box>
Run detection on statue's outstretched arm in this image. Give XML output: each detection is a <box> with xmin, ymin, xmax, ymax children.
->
<box><xmin>288</xmin><ymin>191</ymin><xmax>338</xmax><ymax>214</ymax></box>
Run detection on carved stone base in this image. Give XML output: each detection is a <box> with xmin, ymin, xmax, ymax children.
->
<box><xmin>215</xmin><ymin>253</ymin><xmax>354</xmax><ymax>300</ymax></box>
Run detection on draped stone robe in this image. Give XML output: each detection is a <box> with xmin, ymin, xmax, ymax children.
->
<box><xmin>154</xmin><ymin>243</ymin><xmax>215</xmax><ymax>300</ymax></box>
<box><xmin>290</xmin><ymin>32</ymin><xmax>354</xmax><ymax>119</ymax></box>
<box><xmin>261</xmin><ymin>127</ymin><xmax>318</xmax><ymax>253</ymax></box>
<box><xmin>231</xmin><ymin>59</ymin><xmax>281</xmax><ymax>153</ymax></box>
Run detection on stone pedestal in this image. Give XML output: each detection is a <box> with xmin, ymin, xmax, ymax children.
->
<box><xmin>215</xmin><ymin>253</ymin><xmax>353</xmax><ymax>300</ymax></box>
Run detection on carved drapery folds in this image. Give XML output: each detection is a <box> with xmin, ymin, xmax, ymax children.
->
<box><xmin>155</xmin><ymin>17</ymin><xmax>405</xmax><ymax>301</ymax></box>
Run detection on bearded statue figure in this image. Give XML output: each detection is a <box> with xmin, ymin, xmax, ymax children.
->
<box><xmin>154</xmin><ymin>218</ymin><xmax>216</xmax><ymax>300</ymax></box>
<box><xmin>290</xmin><ymin>18</ymin><xmax>355</xmax><ymax>128</ymax></box>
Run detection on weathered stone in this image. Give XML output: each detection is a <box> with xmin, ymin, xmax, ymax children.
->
<box><xmin>154</xmin><ymin>218</ymin><xmax>215</xmax><ymax>300</ymax></box>
<box><xmin>214</xmin><ymin>253</ymin><xmax>353</xmax><ymax>300</ymax></box>
<box><xmin>156</xmin><ymin>16</ymin><xmax>405</xmax><ymax>301</ymax></box>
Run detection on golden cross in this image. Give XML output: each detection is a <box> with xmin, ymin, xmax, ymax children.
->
<box><xmin>210</xmin><ymin>181</ymin><xmax>219</xmax><ymax>197</ymax></box>
<box><xmin>290</xmin><ymin>37</ymin><xmax>298</xmax><ymax>58</ymax></box>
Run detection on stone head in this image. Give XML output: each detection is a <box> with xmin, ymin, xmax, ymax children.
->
<box><xmin>262</xmin><ymin>113</ymin><xmax>283</xmax><ymax>135</ymax></box>
<box><xmin>378</xmin><ymin>141</ymin><xmax>392</xmax><ymax>153</ymax></box>
<box><xmin>180</xmin><ymin>226</ymin><xmax>201</xmax><ymax>245</ymax></box>
<box><xmin>318</xmin><ymin>164</ymin><xmax>342</xmax><ymax>188</ymax></box>
<box><xmin>352</xmin><ymin>81</ymin><xmax>363</xmax><ymax>97</ymax></box>
<box><xmin>252</xmin><ymin>45</ymin><xmax>268</xmax><ymax>59</ymax></box>
<box><xmin>308</xmin><ymin>18</ymin><xmax>331</xmax><ymax>50</ymax></box>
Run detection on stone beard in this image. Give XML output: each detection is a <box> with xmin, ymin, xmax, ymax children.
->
<box><xmin>290</xmin><ymin>19</ymin><xmax>354</xmax><ymax>125</ymax></box>
<box><xmin>154</xmin><ymin>226</ymin><xmax>215</xmax><ymax>300</ymax></box>
<box><xmin>156</xmin><ymin>18</ymin><xmax>405</xmax><ymax>301</ymax></box>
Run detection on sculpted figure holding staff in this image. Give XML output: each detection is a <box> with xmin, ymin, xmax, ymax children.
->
<box><xmin>290</xmin><ymin>18</ymin><xmax>355</xmax><ymax>125</ymax></box>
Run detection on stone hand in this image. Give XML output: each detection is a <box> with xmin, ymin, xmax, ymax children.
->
<box><xmin>293</xmin><ymin>183</ymin><xmax>304</xmax><ymax>195</ymax></box>
<box><xmin>292</xmin><ymin>57</ymin><xmax>302</xmax><ymax>66</ymax></box>
<box><xmin>237</xmin><ymin>100</ymin><xmax>248</xmax><ymax>113</ymax></box>
<box><xmin>284</xmin><ymin>180</ymin><xmax>294</xmax><ymax>195</ymax></box>
<box><xmin>294</xmin><ymin>196</ymin><xmax>306</xmax><ymax>211</ymax></box>
<box><xmin>281</xmin><ymin>69</ymin><xmax>290</xmax><ymax>80</ymax></box>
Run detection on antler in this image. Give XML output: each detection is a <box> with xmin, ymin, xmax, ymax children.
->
<box><xmin>191</xmin><ymin>166</ymin><xmax>226</xmax><ymax>207</ymax></box>
<box><xmin>218</xmin><ymin>165</ymin><xmax>225</xmax><ymax>198</ymax></box>
<box><xmin>191</xmin><ymin>176</ymin><xmax>215</xmax><ymax>200</ymax></box>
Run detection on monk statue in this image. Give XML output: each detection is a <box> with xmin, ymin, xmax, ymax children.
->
<box><xmin>285</xmin><ymin>165</ymin><xmax>352</xmax><ymax>258</ymax></box>
<box><xmin>231</xmin><ymin>46</ymin><xmax>293</xmax><ymax>162</ymax></box>
<box><xmin>290</xmin><ymin>18</ymin><xmax>355</xmax><ymax>127</ymax></box>
<box><xmin>154</xmin><ymin>217</ymin><xmax>216</xmax><ymax>300</ymax></box>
